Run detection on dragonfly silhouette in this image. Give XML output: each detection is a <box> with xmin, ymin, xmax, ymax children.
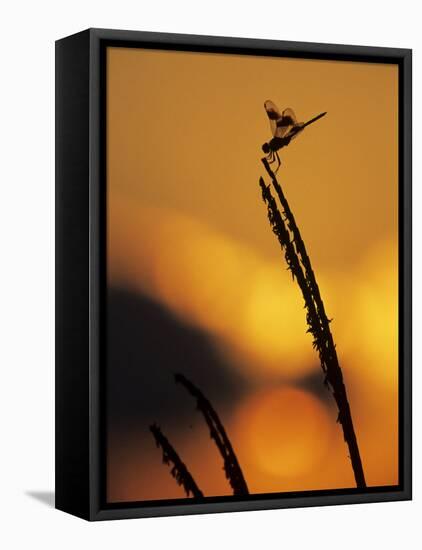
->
<box><xmin>262</xmin><ymin>100</ymin><xmax>327</xmax><ymax>173</ymax></box>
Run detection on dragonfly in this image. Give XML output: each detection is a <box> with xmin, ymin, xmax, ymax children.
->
<box><xmin>262</xmin><ymin>100</ymin><xmax>327</xmax><ymax>173</ymax></box>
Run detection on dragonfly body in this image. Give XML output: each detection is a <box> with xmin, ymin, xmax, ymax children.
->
<box><xmin>263</xmin><ymin>135</ymin><xmax>293</xmax><ymax>154</ymax></box>
<box><xmin>262</xmin><ymin>100</ymin><xmax>327</xmax><ymax>173</ymax></box>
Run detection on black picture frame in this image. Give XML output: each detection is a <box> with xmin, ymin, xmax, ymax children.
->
<box><xmin>55</xmin><ymin>28</ymin><xmax>412</xmax><ymax>521</ymax></box>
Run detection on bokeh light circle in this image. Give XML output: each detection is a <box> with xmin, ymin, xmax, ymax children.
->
<box><xmin>235</xmin><ymin>386</ymin><xmax>333</xmax><ymax>479</ymax></box>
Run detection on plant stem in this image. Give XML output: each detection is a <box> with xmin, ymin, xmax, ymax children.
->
<box><xmin>175</xmin><ymin>373</ymin><xmax>249</xmax><ymax>496</ymax></box>
<box><xmin>259</xmin><ymin>158</ymin><xmax>366</xmax><ymax>488</ymax></box>
<box><xmin>150</xmin><ymin>423</ymin><xmax>204</xmax><ymax>498</ymax></box>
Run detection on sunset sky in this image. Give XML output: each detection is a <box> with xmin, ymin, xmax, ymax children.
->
<box><xmin>105</xmin><ymin>46</ymin><xmax>398</xmax><ymax>502</ymax></box>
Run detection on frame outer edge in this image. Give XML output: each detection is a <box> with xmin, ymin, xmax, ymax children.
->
<box><xmin>402</xmin><ymin>48</ymin><xmax>412</xmax><ymax>499</ymax></box>
<box><xmin>55</xmin><ymin>29</ymin><xmax>91</xmax><ymax>521</ymax></box>
<box><xmin>89</xmin><ymin>28</ymin><xmax>102</xmax><ymax>520</ymax></box>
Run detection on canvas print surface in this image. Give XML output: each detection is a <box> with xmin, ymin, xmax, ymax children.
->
<box><xmin>105</xmin><ymin>46</ymin><xmax>398</xmax><ymax>503</ymax></box>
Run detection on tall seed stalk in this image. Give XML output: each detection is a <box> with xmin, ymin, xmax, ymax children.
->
<box><xmin>259</xmin><ymin>157</ymin><xmax>366</xmax><ymax>488</ymax></box>
<box><xmin>175</xmin><ymin>373</ymin><xmax>249</xmax><ymax>496</ymax></box>
<box><xmin>150</xmin><ymin>423</ymin><xmax>204</xmax><ymax>498</ymax></box>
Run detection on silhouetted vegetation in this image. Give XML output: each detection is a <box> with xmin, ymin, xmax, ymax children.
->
<box><xmin>175</xmin><ymin>373</ymin><xmax>249</xmax><ymax>496</ymax></box>
<box><xmin>150</xmin><ymin>374</ymin><xmax>248</xmax><ymax>497</ymax></box>
<box><xmin>150</xmin><ymin>423</ymin><xmax>204</xmax><ymax>498</ymax></box>
<box><xmin>259</xmin><ymin>157</ymin><xmax>366</xmax><ymax>488</ymax></box>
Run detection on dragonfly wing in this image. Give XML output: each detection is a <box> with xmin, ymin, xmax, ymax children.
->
<box><xmin>264</xmin><ymin>100</ymin><xmax>282</xmax><ymax>137</ymax></box>
<box><xmin>286</xmin><ymin>123</ymin><xmax>305</xmax><ymax>141</ymax></box>
<box><xmin>274</xmin><ymin>107</ymin><xmax>300</xmax><ymax>138</ymax></box>
<box><xmin>282</xmin><ymin>108</ymin><xmax>298</xmax><ymax>125</ymax></box>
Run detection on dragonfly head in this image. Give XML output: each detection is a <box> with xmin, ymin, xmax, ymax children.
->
<box><xmin>262</xmin><ymin>142</ymin><xmax>270</xmax><ymax>154</ymax></box>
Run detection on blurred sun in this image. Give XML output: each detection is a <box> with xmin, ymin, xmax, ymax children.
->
<box><xmin>234</xmin><ymin>386</ymin><xmax>334</xmax><ymax>479</ymax></box>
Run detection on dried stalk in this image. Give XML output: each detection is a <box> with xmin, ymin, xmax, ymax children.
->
<box><xmin>175</xmin><ymin>373</ymin><xmax>249</xmax><ymax>496</ymax></box>
<box><xmin>259</xmin><ymin>157</ymin><xmax>366</xmax><ymax>488</ymax></box>
<box><xmin>150</xmin><ymin>423</ymin><xmax>204</xmax><ymax>498</ymax></box>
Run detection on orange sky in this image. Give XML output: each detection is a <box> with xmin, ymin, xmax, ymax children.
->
<box><xmin>106</xmin><ymin>46</ymin><xmax>399</xmax><ymax>502</ymax></box>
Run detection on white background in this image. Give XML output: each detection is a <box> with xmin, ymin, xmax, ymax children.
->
<box><xmin>0</xmin><ymin>0</ymin><xmax>419</xmax><ymax>548</ymax></box>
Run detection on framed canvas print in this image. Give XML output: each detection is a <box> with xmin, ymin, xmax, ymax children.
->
<box><xmin>55</xmin><ymin>28</ymin><xmax>412</xmax><ymax>521</ymax></box>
